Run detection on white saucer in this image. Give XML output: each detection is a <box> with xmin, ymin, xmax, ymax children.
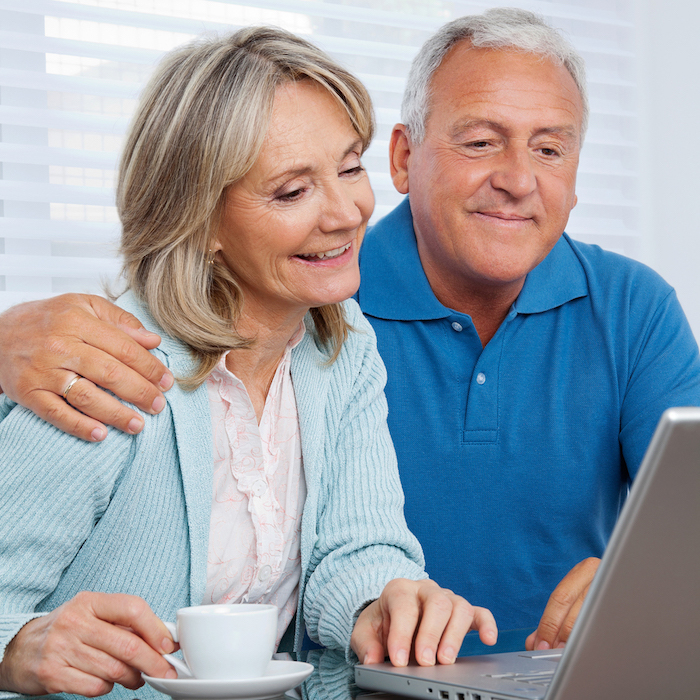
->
<box><xmin>142</xmin><ymin>660</ymin><xmax>314</xmax><ymax>700</ymax></box>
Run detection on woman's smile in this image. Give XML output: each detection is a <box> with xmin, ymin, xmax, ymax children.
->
<box><xmin>294</xmin><ymin>241</ymin><xmax>353</xmax><ymax>263</ymax></box>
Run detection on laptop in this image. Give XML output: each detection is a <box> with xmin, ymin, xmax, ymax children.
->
<box><xmin>355</xmin><ymin>406</ymin><xmax>700</xmax><ymax>700</ymax></box>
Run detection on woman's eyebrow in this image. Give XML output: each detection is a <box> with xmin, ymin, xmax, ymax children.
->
<box><xmin>266</xmin><ymin>139</ymin><xmax>364</xmax><ymax>183</ymax></box>
<box><xmin>342</xmin><ymin>138</ymin><xmax>364</xmax><ymax>159</ymax></box>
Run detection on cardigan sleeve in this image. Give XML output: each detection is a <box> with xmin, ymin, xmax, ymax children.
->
<box><xmin>0</xmin><ymin>396</ymin><xmax>137</xmax><ymax>666</ymax></box>
<box><xmin>299</xmin><ymin>304</ymin><xmax>427</xmax><ymax>656</ymax></box>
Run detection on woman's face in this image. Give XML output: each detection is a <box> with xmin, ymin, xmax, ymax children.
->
<box><xmin>213</xmin><ymin>80</ymin><xmax>374</xmax><ymax>324</ymax></box>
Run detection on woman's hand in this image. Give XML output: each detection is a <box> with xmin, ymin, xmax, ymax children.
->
<box><xmin>0</xmin><ymin>294</ymin><xmax>172</xmax><ymax>441</ymax></box>
<box><xmin>0</xmin><ymin>592</ymin><xmax>177</xmax><ymax>697</ymax></box>
<box><xmin>350</xmin><ymin>579</ymin><xmax>497</xmax><ymax>667</ymax></box>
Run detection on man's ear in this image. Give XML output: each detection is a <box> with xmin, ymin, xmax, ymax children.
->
<box><xmin>389</xmin><ymin>124</ymin><xmax>412</xmax><ymax>195</ymax></box>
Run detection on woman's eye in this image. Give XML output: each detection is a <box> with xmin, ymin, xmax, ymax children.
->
<box><xmin>277</xmin><ymin>188</ymin><xmax>305</xmax><ymax>202</ymax></box>
<box><xmin>341</xmin><ymin>165</ymin><xmax>365</xmax><ymax>176</ymax></box>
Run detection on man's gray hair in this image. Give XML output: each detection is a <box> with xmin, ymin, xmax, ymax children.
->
<box><xmin>402</xmin><ymin>7</ymin><xmax>589</xmax><ymax>142</ymax></box>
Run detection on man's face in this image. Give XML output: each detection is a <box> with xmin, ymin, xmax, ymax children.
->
<box><xmin>390</xmin><ymin>42</ymin><xmax>583</xmax><ymax>306</ymax></box>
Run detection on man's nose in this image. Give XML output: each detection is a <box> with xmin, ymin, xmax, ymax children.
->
<box><xmin>489</xmin><ymin>146</ymin><xmax>537</xmax><ymax>199</ymax></box>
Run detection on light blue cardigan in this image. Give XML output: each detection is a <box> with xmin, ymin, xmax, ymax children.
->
<box><xmin>0</xmin><ymin>294</ymin><xmax>426</xmax><ymax>700</ymax></box>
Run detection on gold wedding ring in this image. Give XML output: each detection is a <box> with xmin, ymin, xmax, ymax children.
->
<box><xmin>63</xmin><ymin>374</ymin><xmax>83</xmax><ymax>400</ymax></box>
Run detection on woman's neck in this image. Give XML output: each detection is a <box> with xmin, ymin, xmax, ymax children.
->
<box><xmin>224</xmin><ymin>305</ymin><xmax>306</xmax><ymax>423</ymax></box>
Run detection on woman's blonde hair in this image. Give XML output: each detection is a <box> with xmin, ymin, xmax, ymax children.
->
<box><xmin>116</xmin><ymin>27</ymin><xmax>375</xmax><ymax>388</ymax></box>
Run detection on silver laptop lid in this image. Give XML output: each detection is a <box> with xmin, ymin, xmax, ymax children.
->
<box><xmin>356</xmin><ymin>407</ymin><xmax>700</xmax><ymax>700</ymax></box>
<box><xmin>546</xmin><ymin>406</ymin><xmax>700</xmax><ymax>699</ymax></box>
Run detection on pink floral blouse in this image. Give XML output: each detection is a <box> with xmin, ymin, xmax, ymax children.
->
<box><xmin>202</xmin><ymin>324</ymin><xmax>306</xmax><ymax>645</ymax></box>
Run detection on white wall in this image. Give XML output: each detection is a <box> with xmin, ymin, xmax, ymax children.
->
<box><xmin>637</xmin><ymin>0</ymin><xmax>700</xmax><ymax>339</ymax></box>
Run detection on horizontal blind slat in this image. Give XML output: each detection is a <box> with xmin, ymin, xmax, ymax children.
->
<box><xmin>8</xmin><ymin>0</ymin><xmax>634</xmax><ymax>30</ymax></box>
<box><xmin>0</xmin><ymin>217</ymin><xmax>118</xmax><ymax>242</ymax></box>
<box><xmin>0</xmin><ymin>143</ymin><xmax>118</xmax><ymax>169</ymax></box>
<box><xmin>0</xmin><ymin>180</ymin><xmax>115</xmax><ymax>206</ymax></box>
<box><xmin>0</xmin><ymin>66</ymin><xmax>141</xmax><ymax>99</ymax></box>
<box><xmin>0</xmin><ymin>253</ymin><xmax>120</xmax><ymax>276</ymax></box>
<box><xmin>0</xmin><ymin>104</ymin><xmax>129</xmax><ymax>132</ymax></box>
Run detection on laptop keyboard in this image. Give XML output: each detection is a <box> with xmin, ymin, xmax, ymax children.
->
<box><xmin>485</xmin><ymin>670</ymin><xmax>555</xmax><ymax>687</ymax></box>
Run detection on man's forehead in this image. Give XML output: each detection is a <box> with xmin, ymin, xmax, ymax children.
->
<box><xmin>426</xmin><ymin>42</ymin><xmax>584</xmax><ymax>136</ymax></box>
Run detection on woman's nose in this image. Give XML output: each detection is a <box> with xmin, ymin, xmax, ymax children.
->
<box><xmin>318</xmin><ymin>182</ymin><xmax>365</xmax><ymax>234</ymax></box>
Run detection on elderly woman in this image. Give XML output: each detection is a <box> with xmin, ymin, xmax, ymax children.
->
<box><xmin>0</xmin><ymin>27</ymin><xmax>496</xmax><ymax>699</ymax></box>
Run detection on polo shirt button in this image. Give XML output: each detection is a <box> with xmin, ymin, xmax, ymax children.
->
<box><xmin>258</xmin><ymin>565</ymin><xmax>272</xmax><ymax>582</ymax></box>
<box><xmin>451</xmin><ymin>322</ymin><xmax>463</xmax><ymax>332</ymax></box>
<box><xmin>251</xmin><ymin>480</ymin><xmax>267</xmax><ymax>497</ymax></box>
<box><xmin>476</xmin><ymin>372</ymin><xmax>486</xmax><ymax>385</ymax></box>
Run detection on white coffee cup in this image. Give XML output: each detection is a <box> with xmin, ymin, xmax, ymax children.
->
<box><xmin>163</xmin><ymin>604</ymin><xmax>278</xmax><ymax>680</ymax></box>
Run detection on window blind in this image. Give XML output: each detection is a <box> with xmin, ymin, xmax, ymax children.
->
<box><xmin>0</xmin><ymin>0</ymin><xmax>638</xmax><ymax>311</ymax></box>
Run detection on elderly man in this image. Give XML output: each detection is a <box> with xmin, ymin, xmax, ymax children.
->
<box><xmin>1</xmin><ymin>8</ymin><xmax>699</xmax><ymax>655</ymax></box>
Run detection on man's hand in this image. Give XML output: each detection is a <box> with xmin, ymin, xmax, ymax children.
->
<box><xmin>0</xmin><ymin>294</ymin><xmax>173</xmax><ymax>441</ymax></box>
<box><xmin>351</xmin><ymin>578</ymin><xmax>497</xmax><ymax>667</ymax></box>
<box><xmin>0</xmin><ymin>592</ymin><xmax>177</xmax><ymax>697</ymax></box>
<box><xmin>526</xmin><ymin>557</ymin><xmax>600</xmax><ymax>651</ymax></box>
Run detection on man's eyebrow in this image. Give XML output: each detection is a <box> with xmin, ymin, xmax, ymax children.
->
<box><xmin>450</xmin><ymin>120</ymin><xmax>579</xmax><ymax>141</ymax></box>
<box><xmin>535</xmin><ymin>126</ymin><xmax>579</xmax><ymax>141</ymax></box>
<box><xmin>449</xmin><ymin>119</ymin><xmax>503</xmax><ymax>137</ymax></box>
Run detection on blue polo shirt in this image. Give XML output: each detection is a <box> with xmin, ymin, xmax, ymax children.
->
<box><xmin>356</xmin><ymin>197</ymin><xmax>700</xmax><ymax>636</ymax></box>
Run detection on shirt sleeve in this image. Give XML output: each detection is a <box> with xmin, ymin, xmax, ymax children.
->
<box><xmin>620</xmin><ymin>286</ymin><xmax>700</xmax><ymax>476</ymax></box>
<box><xmin>298</xmin><ymin>303</ymin><xmax>427</xmax><ymax>658</ymax></box>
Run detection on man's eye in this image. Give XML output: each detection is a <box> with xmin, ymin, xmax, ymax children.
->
<box><xmin>540</xmin><ymin>147</ymin><xmax>560</xmax><ymax>157</ymax></box>
<box><xmin>467</xmin><ymin>141</ymin><xmax>490</xmax><ymax>148</ymax></box>
<box><xmin>342</xmin><ymin>165</ymin><xmax>365</xmax><ymax>176</ymax></box>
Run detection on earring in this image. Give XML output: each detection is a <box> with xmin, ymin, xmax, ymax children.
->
<box><xmin>207</xmin><ymin>249</ymin><xmax>215</xmax><ymax>266</ymax></box>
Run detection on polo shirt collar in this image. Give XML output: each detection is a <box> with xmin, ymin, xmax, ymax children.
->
<box><xmin>514</xmin><ymin>233</ymin><xmax>589</xmax><ymax>313</ymax></box>
<box><xmin>359</xmin><ymin>197</ymin><xmax>449</xmax><ymax>320</ymax></box>
<box><xmin>359</xmin><ymin>197</ymin><xmax>589</xmax><ymax>320</ymax></box>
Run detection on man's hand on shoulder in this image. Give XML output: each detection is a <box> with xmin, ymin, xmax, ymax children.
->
<box><xmin>526</xmin><ymin>557</ymin><xmax>601</xmax><ymax>651</ymax></box>
<box><xmin>0</xmin><ymin>293</ymin><xmax>173</xmax><ymax>441</ymax></box>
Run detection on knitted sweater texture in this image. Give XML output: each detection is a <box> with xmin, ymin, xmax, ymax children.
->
<box><xmin>0</xmin><ymin>293</ymin><xmax>426</xmax><ymax>700</ymax></box>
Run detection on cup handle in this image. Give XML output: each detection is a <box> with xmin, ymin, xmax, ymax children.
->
<box><xmin>163</xmin><ymin>653</ymin><xmax>193</xmax><ymax>679</ymax></box>
<box><xmin>162</xmin><ymin>622</ymin><xmax>192</xmax><ymax>678</ymax></box>
<box><xmin>163</xmin><ymin>620</ymin><xmax>179</xmax><ymax>643</ymax></box>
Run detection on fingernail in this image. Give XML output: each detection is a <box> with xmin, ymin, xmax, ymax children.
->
<box><xmin>165</xmin><ymin>668</ymin><xmax>177</xmax><ymax>679</ymax></box>
<box><xmin>442</xmin><ymin>646</ymin><xmax>456</xmax><ymax>664</ymax></box>
<box><xmin>162</xmin><ymin>638</ymin><xmax>174</xmax><ymax>653</ymax></box>
<box><xmin>91</xmin><ymin>427</ymin><xmax>106</xmax><ymax>442</ymax></box>
<box><xmin>484</xmin><ymin>628</ymin><xmax>497</xmax><ymax>644</ymax></box>
<box><xmin>536</xmin><ymin>640</ymin><xmax>551</xmax><ymax>651</ymax></box>
<box><xmin>395</xmin><ymin>649</ymin><xmax>409</xmax><ymax>667</ymax></box>
<box><xmin>421</xmin><ymin>648</ymin><xmax>435</xmax><ymax>665</ymax></box>
<box><xmin>152</xmin><ymin>395</ymin><xmax>165</xmax><ymax>413</ymax></box>
<box><xmin>159</xmin><ymin>373</ymin><xmax>174</xmax><ymax>391</ymax></box>
<box><xmin>127</xmin><ymin>417</ymin><xmax>144</xmax><ymax>434</ymax></box>
<box><xmin>138</xmin><ymin>327</ymin><xmax>157</xmax><ymax>337</ymax></box>
<box><xmin>556</xmin><ymin>641</ymin><xmax>566</xmax><ymax>649</ymax></box>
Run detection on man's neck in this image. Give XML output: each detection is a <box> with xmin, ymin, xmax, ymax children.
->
<box><xmin>426</xmin><ymin>273</ymin><xmax>524</xmax><ymax>348</ymax></box>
